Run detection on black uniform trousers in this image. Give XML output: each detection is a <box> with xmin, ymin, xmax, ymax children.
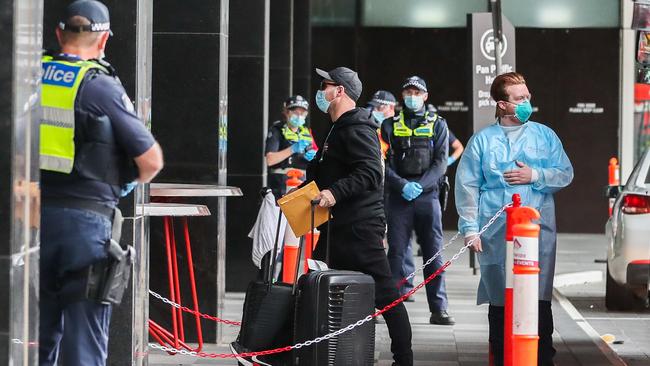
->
<box><xmin>488</xmin><ymin>301</ymin><xmax>556</xmax><ymax>366</ymax></box>
<box><xmin>386</xmin><ymin>190</ymin><xmax>448</xmax><ymax>312</ymax></box>
<box><xmin>314</xmin><ymin>216</ymin><xmax>414</xmax><ymax>366</ymax></box>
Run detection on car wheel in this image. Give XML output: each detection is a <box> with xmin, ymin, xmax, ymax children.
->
<box><xmin>606</xmin><ymin>264</ymin><xmax>648</xmax><ymax>311</ymax></box>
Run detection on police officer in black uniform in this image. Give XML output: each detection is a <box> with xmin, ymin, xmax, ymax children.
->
<box><xmin>39</xmin><ymin>1</ymin><xmax>163</xmax><ymax>365</ymax></box>
<box><xmin>264</xmin><ymin>95</ymin><xmax>315</xmax><ymax>198</ymax></box>
<box><xmin>382</xmin><ymin>76</ymin><xmax>455</xmax><ymax>325</ymax></box>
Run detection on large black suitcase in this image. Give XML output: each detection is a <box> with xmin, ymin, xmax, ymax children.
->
<box><xmin>233</xmin><ymin>201</ymin><xmax>295</xmax><ymax>364</ymax></box>
<box><xmin>292</xmin><ymin>201</ymin><xmax>376</xmax><ymax>366</ymax></box>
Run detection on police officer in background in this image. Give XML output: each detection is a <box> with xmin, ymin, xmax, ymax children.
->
<box><xmin>402</xmin><ymin>103</ymin><xmax>464</xmax><ymax>300</ymax></box>
<box><xmin>40</xmin><ymin>1</ymin><xmax>163</xmax><ymax>364</ymax></box>
<box><xmin>265</xmin><ymin>95</ymin><xmax>316</xmax><ymax>198</ymax></box>
<box><xmin>368</xmin><ymin>90</ymin><xmax>397</xmax><ymax>158</ymax></box>
<box><xmin>382</xmin><ymin>76</ymin><xmax>454</xmax><ymax>325</ymax></box>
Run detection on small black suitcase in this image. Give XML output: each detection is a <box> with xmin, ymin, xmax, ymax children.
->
<box><xmin>292</xmin><ymin>200</ymin><xmax>376</xmax><ymax>366</ymax></box>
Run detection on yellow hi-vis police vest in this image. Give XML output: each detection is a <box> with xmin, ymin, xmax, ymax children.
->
<box><xmin>392</xmin><ymin>111</ymin><xmax>437</xmax><ymax>138</ymax></box>
<box><xmin>281</xmin><ymin>125</ymin><xmax>313</xmax><ymax>143</ymax></box>
<box><xmin>40</xmin><ymin>55</ymin><xmax>107</xmax><ymax>173</ymax></box>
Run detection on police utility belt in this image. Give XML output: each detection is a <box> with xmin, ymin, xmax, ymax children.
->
<box><xmin>52</xmin><ymin>200</ymin><xmax>135</xmax><ymax>306</ymax></box>
<box><xmin>65</xmin><ymin>206</ymin><xmax>135</xmax><ymax>305</ymax></box>
<box><xmin>85</xmin><ymin>207</ymin><xmax>135</xmax><ymax>306</ymax></box>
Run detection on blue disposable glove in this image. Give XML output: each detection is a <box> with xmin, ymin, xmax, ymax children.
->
<box><xmin>291</xmin><ymin>140</ymin><xmax>310</xmax><ymax>154</ymax></box>
<box><xmin>401</xmin><ymin>182</ymin><xmax>423</xmax><ymax>201</ymax></box>
<box><xmin>304</xmin><ymin>149</ymin><xmax>316</xmax><ymax>161</ymax></box>
<box><xmin>447</xmin><ymin>156</ymin><xmax>457</xmax><ymax>166</ymax></box>
<box><xmin>120</xmin><ymin>181</ymin><xmax>138</xmax><ymax>197</ymax></box>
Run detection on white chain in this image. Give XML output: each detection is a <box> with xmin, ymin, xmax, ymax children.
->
<box><xmin>449</xmin><ymin>203</ymin><xmax>511</xmax><ymax>263</ymax></box>
<box><xmin>149</xmin><ymin>343</ymin><xmax>197</xmax><ymax>356</ymax></box>
<box><xmin>403</xmin><ymin>203</ymin><xmax>510</xmax><ymax>283</ymax></box>
<box><xmin>148</xmin><ymin>203</ymin><xmax>511</xmax><ymax>359</ymax></box>
<box><xmin>403</xmin><ymin>231</ymin><xmax>461</xmax><ymax>282</ymax></box>
<box><xmin>149</xmin><ymin>290</ymin><xmax>182</xmax><ymax>309</ymax></box>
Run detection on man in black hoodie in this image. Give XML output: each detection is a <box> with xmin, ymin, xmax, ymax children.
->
<box><xmin>308</xmin><ymin>67</ymin><xmax>413</xmax><ymax>366</ymax></box>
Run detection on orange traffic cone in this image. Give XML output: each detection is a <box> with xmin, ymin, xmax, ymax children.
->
<box><xmin>608</xmin><ymin>158</ymin><xmax>619</xmax><ymax>216</ymax></box>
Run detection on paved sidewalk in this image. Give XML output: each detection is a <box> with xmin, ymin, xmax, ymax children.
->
<box><xmin>149</xmin><ymin>232</ymin><xmax>619</xmax><ymax>365</ymax></box>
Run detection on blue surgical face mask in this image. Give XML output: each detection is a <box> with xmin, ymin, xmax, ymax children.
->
<box><xmin>372</xmin><ymin>110</ymin><xmax>385</xmax><ymax>124</ymax></box>
<box><xmin>511</xmin><ymin>99</ymin><xmax>533</xmax><ymax>123</ymax></box>
<box><xmin>288</xmin><ymin>114</ymin><xmax>306</xmax><ymax>128</ymax></box>
<box><xmin>315</xmin><ymin>90</ymin><xmax>331</xmax><ymax>113</ymax></box>
<box><xmin>404</xmin><ymin>95</ymin><xmax>424</xmax><ymax>111</ymax></box>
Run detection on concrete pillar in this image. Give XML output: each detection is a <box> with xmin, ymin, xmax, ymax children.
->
<box><xmin>150</xmin><ymin>0</ymin><xmax>230</xmax><ymax>345</ymax></box>
<box><xmin>0</xmin><ymin>0</ymin><xmax>43</xmax><ymax>364</ymax></box>
<box><xmin>292</xmin><ymin>0</ymin><xmax>312</xmax><ymax>98</ymax></box>
<box><xmin>226</xmin><ymin>0</ymin><xmax>270</xmax><ymax>292</ymax></box>
<box><xmin>104</xmin><ymin>0</ymin><xmax>154</xmax><ymax>364</ymax></box>
<box><xmin>269</xmin><ymin>0</ymin><xmax>294</xmax><ymax>122</ymax></box>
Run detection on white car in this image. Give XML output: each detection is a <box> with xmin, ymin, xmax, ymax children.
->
<box><xmin>605</xmin><ymin>150</ymin><xmax>650</xmax><ymax>311</ymax></box>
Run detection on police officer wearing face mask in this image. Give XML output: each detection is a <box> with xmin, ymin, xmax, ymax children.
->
<box><xmin>381</xmin><ymin>76</ymin><xmax>454</xmax><ymax>325</ymax></box>
<box><xmin>367</xmin><ymin>90</ymin><xmax>397</xmax><ymax>158</ymax></box>
<box><xmin>264</xmin><ymin>95</ymin><xmax>315</xmax><ymax>198</ymax></box>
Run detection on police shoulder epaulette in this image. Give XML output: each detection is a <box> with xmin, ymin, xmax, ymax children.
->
<box><xmin>392</xmin><ymin>115</ymin><xmax>401</xmax><ymax>121</ymax></box>
<box><xmin>97</xmin><ymin>58</ymin><xmax>116</xmax><ymax>74</ymax></box>
<box><xmin>426</xmin><ymin>113</ymin><xmax>438</xmax><ymax>122</ymax></box>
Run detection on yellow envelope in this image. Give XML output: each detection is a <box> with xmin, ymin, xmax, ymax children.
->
<box><xmin>277</xmin><ymin>181</ymin><xmax>330</xmax><ymax>237</ymax></box>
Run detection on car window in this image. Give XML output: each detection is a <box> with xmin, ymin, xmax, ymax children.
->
<box><xmin>626</xmin><ymin>150</ymin><xmax>650</xmax><ymax>188</ymax></box>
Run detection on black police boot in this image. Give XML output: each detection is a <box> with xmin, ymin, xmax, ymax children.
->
<box><xmin>429</xmin><ymin>310</ymin><xmax>455</xmax><ymax>325</ymax></box>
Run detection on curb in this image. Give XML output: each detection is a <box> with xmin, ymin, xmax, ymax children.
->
<box><xmin>552</xmin><ymin>282</ymin><xmax>627</xmax><ymax>366</ymax></box>
<box><xmin>554</xmin><ymin>270</ymin><xmax>603</xmax><ymax>288</ymax></box>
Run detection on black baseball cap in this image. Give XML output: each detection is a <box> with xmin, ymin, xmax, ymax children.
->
<box><xmin>402</xmin><ymin>76</ymin><xmax>428</xmax><ymax>92</ymax></box>
<box><xmin>284</xmin><ymin>95</ymin><xmax>309</xmax><ymax>110</ymax></box>
<box><xmin>59</xmin><ymin>0</ymin><xmax>112</xmax><ymax>36</ymax></box>
<box><xmin>315</xmin><ymin>67</ymin><xmax>363</xmax><ymax>102</ymax></box>
<box><xmin>368</xmin><ymin>90</ymin><xmax>397</xmax><ymax>107</ymax></box>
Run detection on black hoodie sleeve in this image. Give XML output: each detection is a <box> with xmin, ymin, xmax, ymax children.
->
<box><xmin>417</xmin><ymin>118</ymin><xmax>449</xmax><ymax>192</ymax></box>
<box><xmin>328</xmin><ymin>124</ymin><xmax>383</xmax><ymax>202</ymax></box>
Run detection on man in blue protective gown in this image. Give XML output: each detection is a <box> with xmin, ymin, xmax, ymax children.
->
<box><xmin>455</xmin><ymin>72</ymin><xmax>573</xmax><ymax>366</ymax></box>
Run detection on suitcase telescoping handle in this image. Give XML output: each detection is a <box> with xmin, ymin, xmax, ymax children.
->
<box><xmin>291</xmin><ymin>199</ymin><xmax>331</xmax><ymax>295</ymax></box>
<box><xmin>309</xmin><ymin>199</ymin><xmax>331</xmax><ymax>265</ymax></box>
<box><xmin>267</xmin><ymin>207</ymin><xmax>284</xmax><ymax>291</ymax></box>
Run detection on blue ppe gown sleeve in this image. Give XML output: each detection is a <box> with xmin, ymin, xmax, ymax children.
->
<box><xmin>417</xmin><ymin>119</ymin><xmax>449</xmax><ymax>192</ymax></box>
<box><xmin>531</xmin><ymin>128</ymin><xmax>574</xmax><ymax>194</ymax></box>
<box><xmin>381</xmin><ymin>118</ymin><xmax>410</xmax><ymax>193</ymax></box>
<box><xmin>454</xmin><ymin>134</ymin><xmax>484</xmax><ymax>236</ymax></box>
